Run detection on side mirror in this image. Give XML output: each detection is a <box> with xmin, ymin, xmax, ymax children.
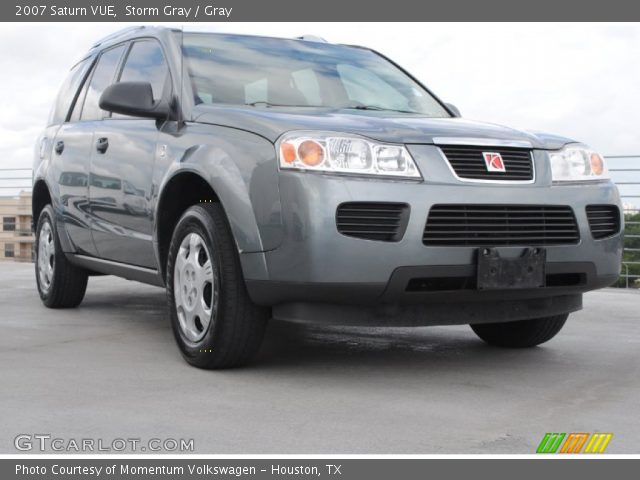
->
<box><xmin>99</xmin><ymin>82</ymin><xmax>170</xmax><ymax>119</ymax></box>
<box><xmin>445</xmin><ymin>103</ymin><xmax>461</xmax><ymax>117</ymax></box>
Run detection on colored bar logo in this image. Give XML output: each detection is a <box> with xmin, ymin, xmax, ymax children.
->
<box><xmin>537</xmin><ymin>432</ymin><xmax>612</xmax><ymax>454</ymax></box>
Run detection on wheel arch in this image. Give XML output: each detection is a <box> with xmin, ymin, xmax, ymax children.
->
<box><xmin>154</xmin><ymin>167</ymin><xmax>267</xmax><ymax>282</ymax></box>
<box><xmin>32</xmin><ymin>178</ymin><xmax>52</xmax><ymax>225</ymax></box>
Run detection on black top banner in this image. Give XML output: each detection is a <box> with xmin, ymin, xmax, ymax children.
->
<box><xmin>6</xmin><ymin>0</ymin><xmax>640</xmax><ymax>21</ymax></box>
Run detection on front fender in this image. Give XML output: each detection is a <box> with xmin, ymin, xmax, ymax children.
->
<box><xmin>154</xmin><ymin>123</ymin><xmax>284</xmax><ymax>255</ymax></box>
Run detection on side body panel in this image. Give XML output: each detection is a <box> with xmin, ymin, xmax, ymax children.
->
<box><xmin>47</xmin><ymin>122</ymin><xmax>99</xmax><ymax>256</ymax></box>
<box><xmin>88</xmin><ymin>119</ymin><xmax>159</xmax><ymax>267</ymax></box>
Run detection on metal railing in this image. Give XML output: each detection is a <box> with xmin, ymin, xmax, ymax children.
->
<box><xmin>608</xmin><ymin>155</ymin><xmax>640</xmax><ymax>288</ymax></box>
<box><xmin>0</xmin><ymin>168</ymin><xmax>31</xmax><ymax>192</ymax></box>
<box><xmin>1</xmin><ymin>160</ymin><xmax>640</xmax><ymax>287</ymax></box>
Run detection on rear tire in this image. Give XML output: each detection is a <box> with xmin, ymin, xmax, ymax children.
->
<box><xmin>166</xmin><ymin>203</ymin><xmax>268</xmax><ymax>369</ymax></box>
<box><xmin>35</xmin><ymin>205</ymin><xmax>88</xmax><ymax>308</ymax></box>
<box><xmin>470</xmin><ymin>314</ymin><xmax>568</xmax><ymax>348</ymax></box>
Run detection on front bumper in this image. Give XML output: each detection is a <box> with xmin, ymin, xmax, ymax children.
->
<box><xmin>241</xmin><ymin>145</ymin><xmax>623</xmax><ymax>320</ymax></box>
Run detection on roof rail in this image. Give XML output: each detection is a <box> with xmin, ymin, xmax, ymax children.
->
<box><xmin>296</xmin><ymin>35</ymin><xmax>328</xmax><ymax>43</ymax></box>
<box><xmin>90</xmin><ymin>26</ymin><xmax>146</xmax><ymax>49</ymax></box>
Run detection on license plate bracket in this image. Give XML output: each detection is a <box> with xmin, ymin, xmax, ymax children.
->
<box><xmin>477</xmin><ymin>247</ymin><xmax>546</xmax><ymax>290</ymax></box>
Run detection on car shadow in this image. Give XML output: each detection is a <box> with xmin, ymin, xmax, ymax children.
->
<box><xmin>254</xmin><ymin>318</ymin><xmax>552</xmax><ymax>372</ymax></box>
<box><xmin>78</xmin><ymin>281</ymin><xmax>559</xmax><ymax>373</ymax></box>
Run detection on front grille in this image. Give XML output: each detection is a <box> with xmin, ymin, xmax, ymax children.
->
<box><xmin>336</xmin><ymin>202</ymin><xmax>409</xmax><ymax>242</ymax></box>
<box><xmin>440</xmin><ymin>146</ymin><xmax>534</xmax><ymax>181</ymax></box>
<box><xmin>586</xmin><ymin>205</ymin><xmax>621</xmax><ymax>239</ymax></box>
<box><xmin>423</xmin><ymin>205</ymin><xmax>580</xmax><ymax>246</ymax></box>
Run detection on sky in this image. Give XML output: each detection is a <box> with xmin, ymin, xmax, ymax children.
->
<box><xmin>0</xmin><ymin>22</ymin><xmax>639</xmax><ymax>193</ymax></box>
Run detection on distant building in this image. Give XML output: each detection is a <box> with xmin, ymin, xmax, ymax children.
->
<box><xmin>0</xmin><ymin>192</ymin><xmax>34</xmax><ymax>262</ymax></box>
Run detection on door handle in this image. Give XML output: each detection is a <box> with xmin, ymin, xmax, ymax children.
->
<box><xmin>54</xmin><ymin>141</ymin><xmax>64</xmax><ymax>155</ymax></box>
<box><xmin>96</xmin><ymin>137</ymin><xmax>109</xmax><ymax>154</ymax></box>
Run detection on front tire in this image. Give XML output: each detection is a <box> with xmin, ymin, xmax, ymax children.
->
<box><xmin>166</xmin><ymin>203</ymin><xmax>268</xmax><ymax>369</ymax></box>
<box><xmin>470</xmin><ymin>314</ymin><xmax>568</xmax><ymax>348</ymax></box>
<box><xmin>35</xmin><ymin>205</ymin><xmax>88</xmax><ymax>308</ymax></box>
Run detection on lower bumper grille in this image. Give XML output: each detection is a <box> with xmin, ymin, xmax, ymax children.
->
<box><xmin>423</xmin><ymin>204</ymin><xmax>580</xmax><ymax>246</ymax></box>
<box><xmin>406</xmin><ymin>272</ymin><xmax>586</xmax><ymax>292</ymax></box>
<box><xmin>586</xmin><ymin>205</ymin><xmax>621</xmax><ymax>239</ymax></box>
<box><xmin>336</xmin><ymin>202</ymin><xmax>409</xmax><ymax>242</ymax></box>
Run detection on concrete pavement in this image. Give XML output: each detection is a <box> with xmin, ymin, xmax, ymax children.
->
<box><xmin>0</xmin><ymin>262</ymin><xmax>638</xmax><ymax>454</ymax></box>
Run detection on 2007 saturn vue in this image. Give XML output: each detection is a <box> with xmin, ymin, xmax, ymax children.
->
<box><xmin>33</xmin><ymin>27</ymin><xmax>623</xmax><ymax>368</ymax></box>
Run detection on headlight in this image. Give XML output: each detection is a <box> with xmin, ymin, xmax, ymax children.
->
<box><xmin>277</xmin><ymin>131</ymin><xmax>422</xmax><ymax>179</ymax></box>
<box><xmin>549</xmin><ymin>144</ymin><xmax>609</xmax><ymax>182</ymax></box>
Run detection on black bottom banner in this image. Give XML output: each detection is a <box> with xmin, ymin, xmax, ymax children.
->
<box><xmin>4</xmin><ymin>458</ymin><xmax>638</xmax><ymax>480</ymax></box>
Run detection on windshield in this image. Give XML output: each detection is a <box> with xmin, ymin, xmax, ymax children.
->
<box><xmin>180</xmin><ymin>33</ymin><xmax>450</xmax><ymax>117</ymax></box>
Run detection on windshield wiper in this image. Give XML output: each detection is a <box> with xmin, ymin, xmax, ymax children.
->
<box><xmin>245</xmin><ymin>101</ymin><xmax>280</xmax><ymax>107</ymax></box>
<box><xmin>342</xmin><ymin>104</ymin><xmax>418</xmax><ymax>114</ymax></box>
<box><xmin>244</xmin><ymin>101</ymin><xmax>418</xmax><ymax>114</ymax></box>
<box><xmin>244</xmin><ymin>101</ymin><xmax>323</xmax><ymax>108</ymax></box>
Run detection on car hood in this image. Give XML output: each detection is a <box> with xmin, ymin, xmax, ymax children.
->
<box><xmin>193</xmin><ymin>105</ymin><xmax>575</xmax><ymax>150</ymax></box>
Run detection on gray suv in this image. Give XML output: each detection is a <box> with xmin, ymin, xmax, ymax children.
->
<box><xmin>33</xmin><ymin>27</ymin><xmax>623</xmax><ymax>368</ymax></box>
